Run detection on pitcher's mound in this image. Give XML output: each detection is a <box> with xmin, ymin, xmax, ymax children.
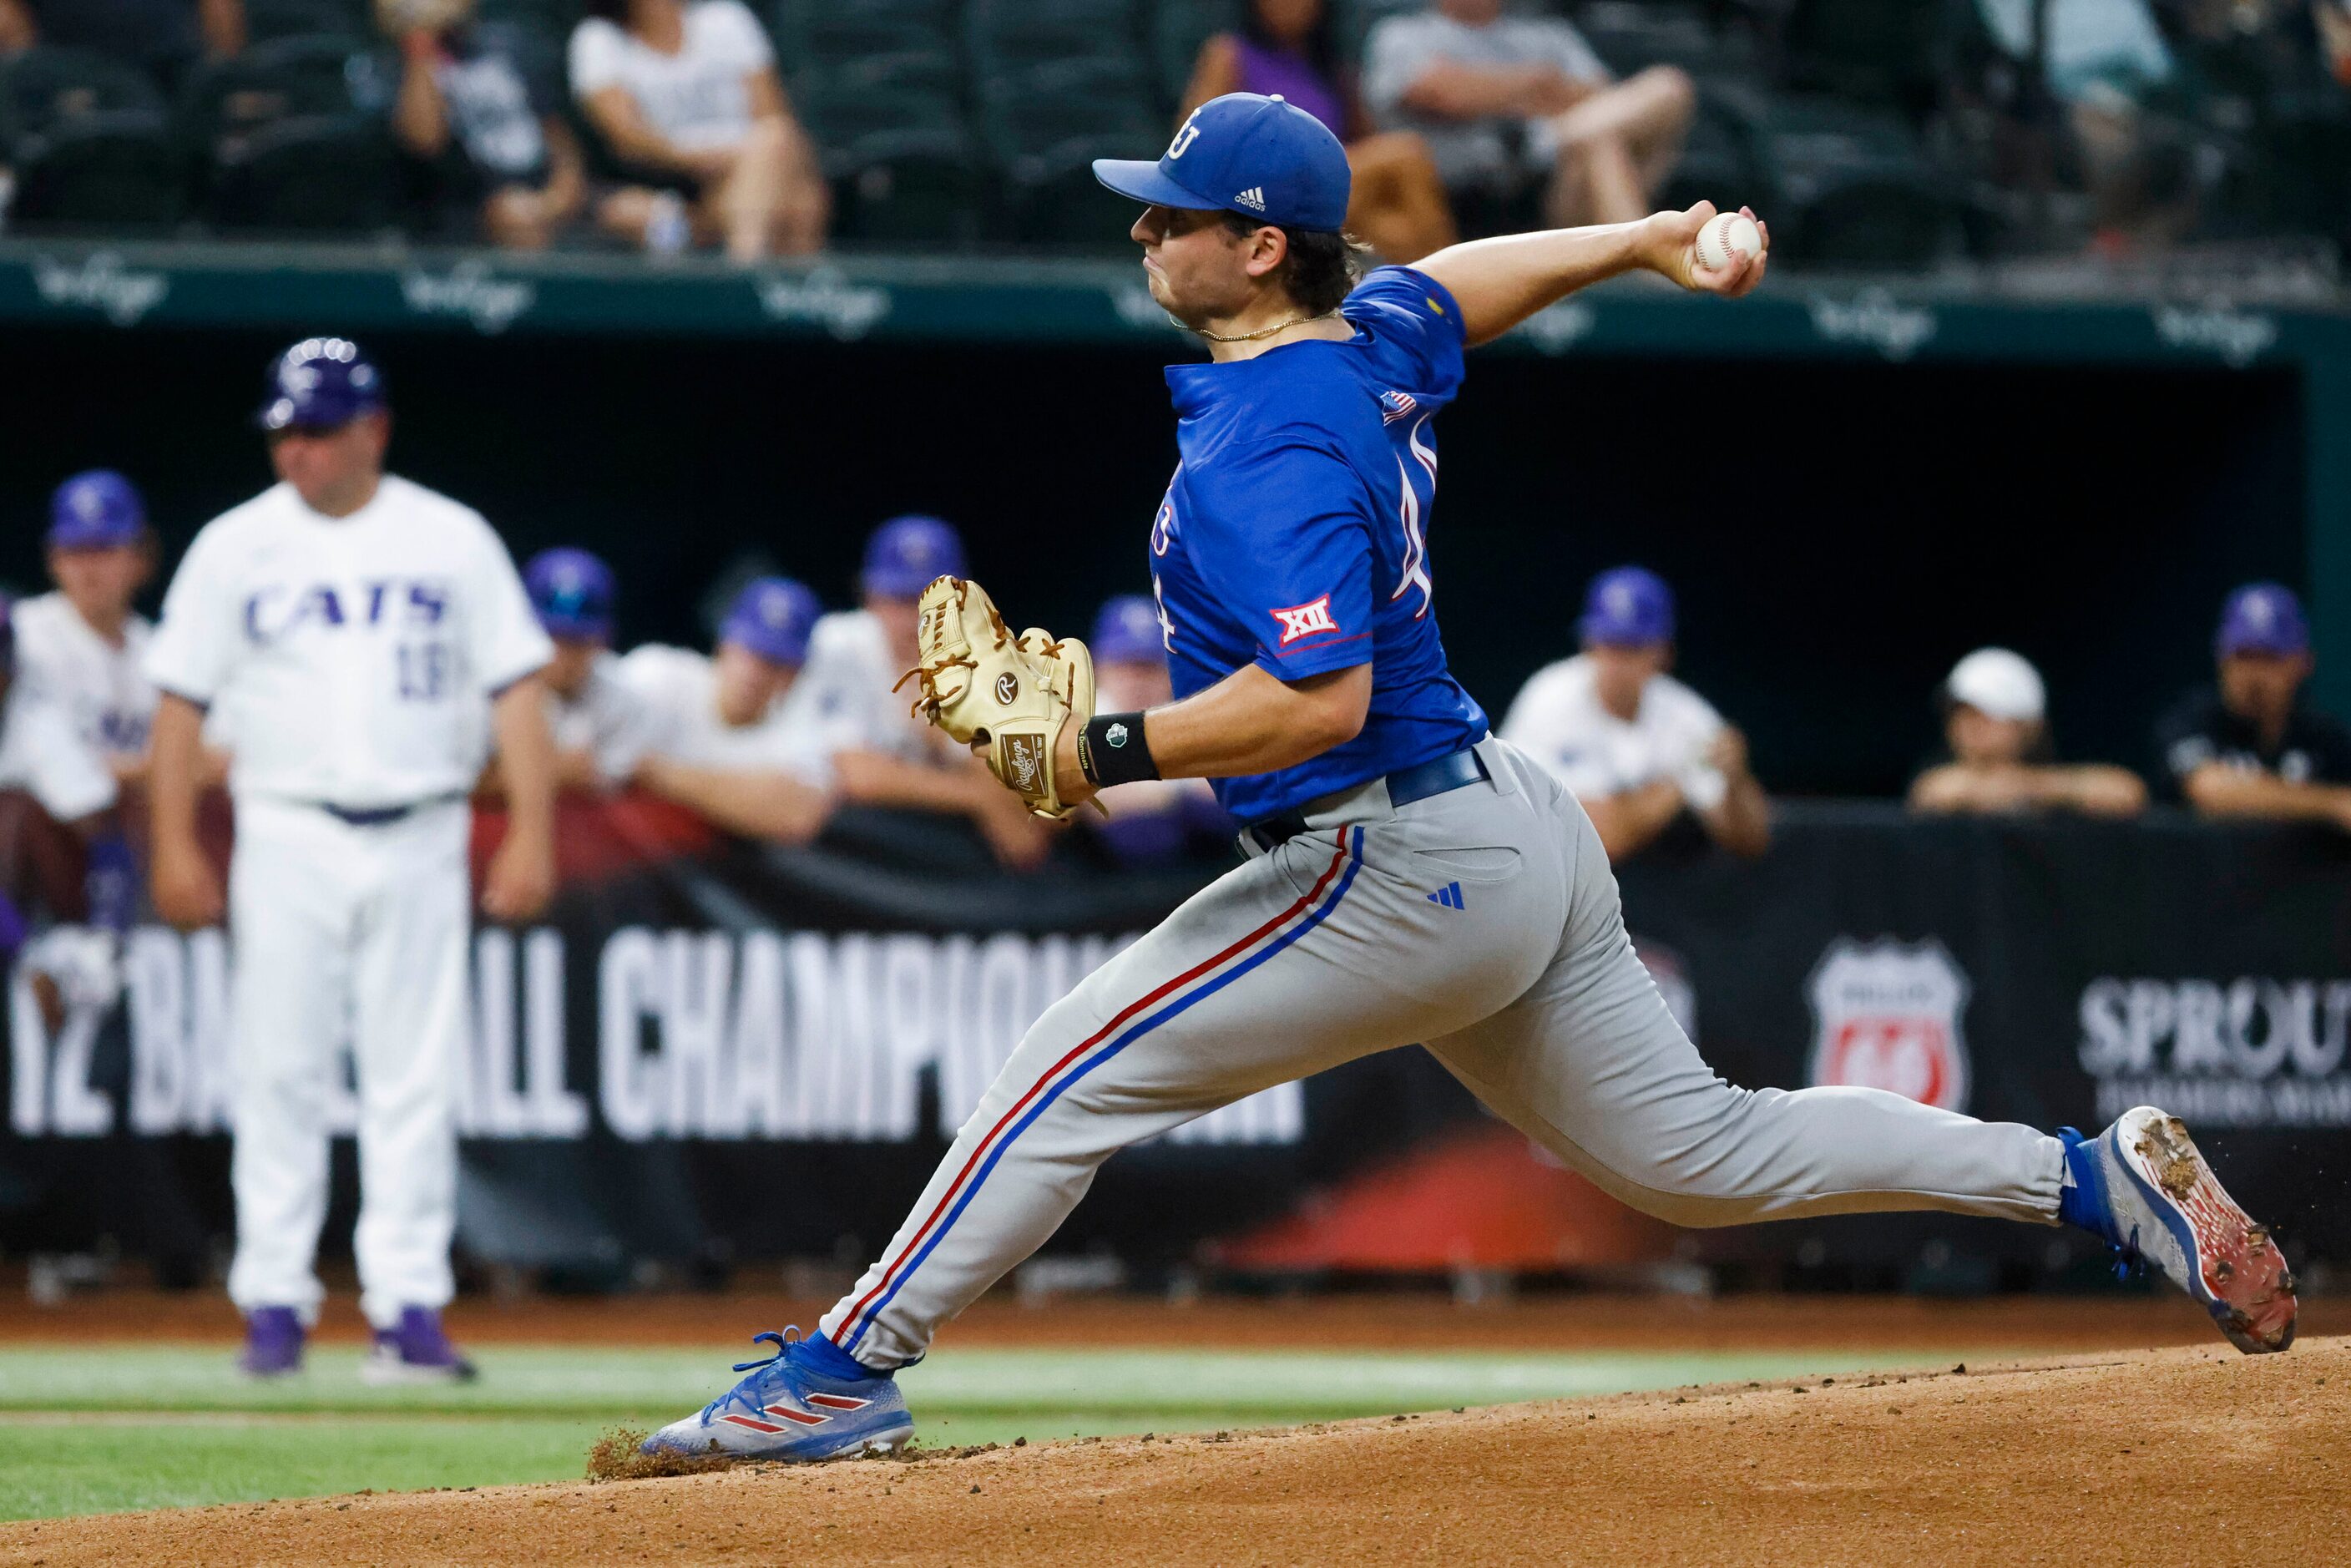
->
<box><xmin>7</xmin><ymin>1338</ymin><xmax>2344</xmax><ymax>1566</ymax></box>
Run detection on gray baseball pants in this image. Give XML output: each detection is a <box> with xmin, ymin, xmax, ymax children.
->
<box><xmin>822</xmin><ymin>738</ymin><xmax>2065</xmax><ymax>1368</ymax></box>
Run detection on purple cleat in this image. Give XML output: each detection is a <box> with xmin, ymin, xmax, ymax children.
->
<box><xmin>238</xmin><ymin>1306</ymin><xmax>306</xmax><ymax>1378</ymax></box>
<box><xmin>361</xmin><ymin>1306</ymin><xmax>478</xmax><ymax>1385</ymax></box>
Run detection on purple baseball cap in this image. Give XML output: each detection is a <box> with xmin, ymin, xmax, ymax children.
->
<box><xmin>1094</xmin><ymin>93</ymin><xmax>1352</xmax><ymax>232</ymax></box>
<box><xmin>720</xmin><ymin>576</ymin><xmax>820</xmax><ymax>667</ymax></box>
<box><xmin>1579</xmin><ymin>566</ymin><xmax>1676</xmax><ymax>648</ymax></box>
<box><xmin>256</xmin><ymin>336</ymin><xmax>387</xmax><ymax>432</ymax></box>
<box><xmin>48</xmin><ymin>470</ymin><xmax>147</xmax><ymax>549</ymax></box>
<box><xmin>862</xmin><ymin>514</ymin><xmax>965</xmax><ymax>599</ymax></box>
<box><xmin>1092</xmin><ymin>594</ymin><xmax>1166</xmax><ymax>665</ymax></box>
<box><xmin>2217</xmin><ymin>583</ymin><xmax>2309</xmax><ymax>659</ymax></box>
<box><xmin>525</xmin><ymin>547</ymin><xmax>617</xmax><ymax>640</ymax></box>
<box><xmin>0</xmin><ymin>592</ymin><xmax>13</xmax><ymax>676</ymax></box>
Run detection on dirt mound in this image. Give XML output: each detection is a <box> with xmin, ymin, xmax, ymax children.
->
<box><xmin>6</xmin><ymin>1338</ymin><xmax>2343</xmax><ymax>1566</ymax></box>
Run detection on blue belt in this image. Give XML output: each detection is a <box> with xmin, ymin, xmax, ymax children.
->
<box><xmin>315</xmin><ymin>792</ymin><xmax>460</xmax><ymax>827</ymax></box>
<box><xmin>1246</xmin><ymin>746</ymin><xmax>1490</xmax><ymax>851</ymax></box>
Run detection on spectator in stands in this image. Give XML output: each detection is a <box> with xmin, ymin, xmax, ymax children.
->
<box><xmin>569</xmin><ymin>0</ymin><xmax>827</xmax><ymax>261</ymax></box>
<box><xmin>1362</xmin><ymin>0</ymin><xmax>1693</xmax><ymax>230</ymax></box>
<box><xmin>1083</xmin><ymin>594</ymin><xmax>1231</xmax><ymax>866</ymax></box>
<box><xmin>1909</xmin><ymin>647</ymin><xmax>2146</xmax><ymax>817</ymax></box>
<box><xmin>801</xmin><ymin>516</ymin><xmax>1052</xmax><ymax>871</ymax></box>
<box><xmin>1179</xmin><ymin>0</ymin><xmax>1457</xmax><ymax>263</ymax></box>
<box><xmin>0</xmin><ymin>1</ymin><xmax>32</xmax><ymax>58</ymax></box>
<box><xmin>2154</xmin><ymin>583</ymin><xmax>2351</xmax><ymax>827</ymax></box>
<box><xmin>520</xmin><ymin>548</ymin><xmax>657</xmax><ymax>794</ymax></box>
<box><xmin>387</xmin><ymin>0</ymin><xmax>586</xmax><ymax>250</ymax></box>
<box><xmin>1974</xmin><ymin>0</ymin><xmax>2187</xmax><ymax>245</ymax></box>
<box><xmin>1499</xmin><ymin>566</ymin><xmax>1768</xmax><ymax>862</ymax></box>
<box><xmin>619</xmin><ymin>576</ymin><xmax>832</xmax><ymax>844</ymax></box>
<box><xmin>17</xmin><ymin>0</ymin><xmax>242</xmax><ymax>92</ymax></box>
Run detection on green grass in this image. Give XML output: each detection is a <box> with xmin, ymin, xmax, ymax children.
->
<box><xmin>0</xmin><ymin>1343</ymin><xmax>2003</xmax><ymax>1523</ymax></box>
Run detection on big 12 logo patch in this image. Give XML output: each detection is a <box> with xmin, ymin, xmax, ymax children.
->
<box><xmin>1806</xmin><ymin>937</ymin><xmax>1972</xmax><ymax>1111</ymax></box>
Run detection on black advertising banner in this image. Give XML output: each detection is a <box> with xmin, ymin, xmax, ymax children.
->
<box><xmin>4</xmin><ymin>802</ymin><xmax>2348</xmax><ymax>1277</ymax></box>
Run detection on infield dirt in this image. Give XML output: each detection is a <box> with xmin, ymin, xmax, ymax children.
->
<box><xmin>3</xmin><ymin>1334</ymin><xmax>2339</xmax><ymax>1567</ymax></box>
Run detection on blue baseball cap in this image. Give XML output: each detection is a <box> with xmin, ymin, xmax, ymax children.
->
<box><xmin>1580</xmin><ymin>566</ymin><xmax>1676</xmax><ymax>647</ymax></box>
<box><xmin>524</xmin><ymin>548</ymin><xmax>617</xmax><ymax>641</ymax></box>
<box><xmin>1092</xmin><ymin>594</ymin><xmax>1165</xmax><ymax>665</ymax></box>
<box><xmin>0</xmin><ymin>593</ymin><xmax>13</xmax><ymax>677</ymax></box>
<box><xmin>256</xmin><ymin>336</ymin><xmax>387</xmax><ymax>432</ymax></box>
<box><xmin>1093</xmin><ymin>93</ymin><xmax>1351</xmax><ymax>232</ymax></box>
<box><xmin>2217</xmin><ymin>582</ymin><xmax>2309</xmax><ymax>659</ymax></box>
<box><xmin>48</xmin><ymin>470</ymin><xmax>147</xmax><ymax>549</ymax></box>
<box><xmin>720</xmin><ymin>576</ymin><xmax>820</xmax><ymax>667</ymax></box>
<box><xmin>862</xmin><ymin>514</ymin><xmax>965</xmax><ymax>599</ymax></box>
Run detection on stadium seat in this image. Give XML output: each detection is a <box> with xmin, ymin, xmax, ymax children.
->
<box><xmin>0</xmin><ymin>48</ymin><xmax>184</xmax><ymax>230</ymax></box>
<box><xmin>1332</xmin><ymin>0</ymin><xmax>1421</xmax><ymax>64</ymax></box>
<box><xmin>976</xmin><ymin>64</ymin><xmax>1163</xmax><ymax>245</ymax></box>
<box><xmin>966</xmin><ymin>0</ymin><xmax>1145</xmax><ymax>80</ymax></box>
<box><xmin>178</xmin><ymin>36</ymin><xmax>400</xmax><ymax>231</ymax></box>
<box><xmin>1774</xmin><ymin>0</ymin><xmax>1954</xmax><ymax>118</ymax></box>
<box><xmin>1652</xmin><ymin>88</ymin><xmax>1765</xmax><ymax>216</ymax></box>
<box><xmin>797</xmin><ymin>83</ymin><xmax>985</xmax><ymax>245</ymax></box>
<box><xmin>1573</xmin><ymin>1</ymin><xmax>1760</xmax><ymax>78</ymax></box>
<box><xmin>1149</xmin><ymin>0</ymin><xmax>1241</xmax><ymax>105</ymax></box>
<box><xmin>1742</xmin><ymin>95</ymin><xmax>1958</xmax><ymax>266</ymax></box>
<box><xmin>244</xmin><ymin>0</ymin><xmax>371</xmax><ymax>44</ymax></box>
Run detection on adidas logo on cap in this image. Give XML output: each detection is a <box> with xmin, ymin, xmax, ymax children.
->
<box><xmin>1234</xmin><ymin>186</ymin><xmax>1266</xmax><ymax>212</ymax></box>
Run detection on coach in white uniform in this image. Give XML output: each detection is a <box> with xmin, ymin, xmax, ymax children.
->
<box><xmin>144</xmin><ymin>338</ymin><xmax>559</xmax><ymax>1381</ymax></box>
<box><xmin>1500</xmin><ymin>564</ymin><xmax>1769</xmax><ymax>862</ymax></box>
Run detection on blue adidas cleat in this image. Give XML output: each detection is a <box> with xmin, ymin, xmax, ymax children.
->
<box><xmin>643</xmin><ymin>1328</ymin><xmax>914</xmax><ymax>1463</ymax></box>
<box><xmin>2060</xmin><ymin>1105</ymin><xmax>2297</xmax><ymax>1355</ymax></box>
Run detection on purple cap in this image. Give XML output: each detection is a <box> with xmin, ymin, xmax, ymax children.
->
<box><xmin>2217</xmin><ymin>582</ymin><xmax>2309</xmax><ymax>658</ymax></box>
<box><xmin>1579</xmin><ymin>566</ymin><xmax>1676</xmax><ymax>647</ymax></box>
<box><xmin>1094</xmin><ymin>93</ymin><xmax>1352</xmax><ymax>232</ymax></box>
<box><xmin>1092</xmin><ymin>594</ymin><xmax>1166</xmax><ymax>665</ymax></box>
<box><xmin>862</xmin><ymin>514</ymin><xmax>965</xmax><ymax>599</ymax></box>
<box><xmin>524</xmin><ymin>548</ymin><xmax>616</xmax><ymax>640</ymax></box>
<box><xmin>48</xmin><ymin>470</ymin><xmax>147</xmax><ymax>549</ymax></box>
<box><xmin>256</xmin><ymin>336</ymin><xmax>387</xmax><ymax>432</ymax></box>
<box><xmin>720</xmin><ymin>576</ymin><xmax>820</xmax><ymax>667</ymax></box>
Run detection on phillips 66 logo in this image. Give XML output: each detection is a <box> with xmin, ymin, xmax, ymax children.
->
<box><xmin>1806</xmin><ymin>937</ymin><xmax>1971</xmax><ymax>1110</ymax></box>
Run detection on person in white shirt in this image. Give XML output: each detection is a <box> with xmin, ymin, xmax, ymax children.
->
<box><xmin>518</xmin><ymin>546</ymin><xmax>659</xmax><ymax>792</ymax></box>
<box><xmin>143</xmin><ymin>337</ymin><xmax>559</xmax><ymax>1384</ymax></box>
<box><xmin>569</xmin><ymin>0</ymin><xmax>827</xmax><ymax>260</ymax></box>
<box><xmin>798</xmin><ymin>515</ymin><xmax>1052</xmax><ymax>870</ymax></box>
<box><xmin>1499</xmin><ymin>565</ymin><xmax>1769</xmax><ymax>862</ymax></box>
<box><xmin>619</xmin><ymin>574</ymin><xmax>832</xmax><ymax>844</ymax></box>
<box><xmin>1363</xmin><ymin>0</ymin><xmax>1695</xmax><ymax>227</ymax></box>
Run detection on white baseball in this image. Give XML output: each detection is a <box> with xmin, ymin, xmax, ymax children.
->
<box><xmin>1695</xmin><ymin>211</ymin><xmax>1762</xmax><ymax>271</ymax></box>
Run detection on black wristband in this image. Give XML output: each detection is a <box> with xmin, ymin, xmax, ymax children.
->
<box><xmin>1079</xmin><ymin>711</ymin><xmax>1160</xmax><ymax>788</ymax></box>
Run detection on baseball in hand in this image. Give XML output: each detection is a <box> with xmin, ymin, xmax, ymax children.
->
<box><xmin>1696</xmin><ymin>211</ymin><xmax>1763</xmax><ymax>271</ymax></box>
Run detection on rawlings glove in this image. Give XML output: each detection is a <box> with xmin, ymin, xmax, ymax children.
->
<box><xmin>898</xmin><ymin>575</ymin><xmax>1096</xmax><ymax>821</ymax></box>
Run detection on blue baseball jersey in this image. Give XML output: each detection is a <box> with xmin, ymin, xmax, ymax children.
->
<box><xmin>1148</xmin><ymin>266</ymin><xmax>1488</xmax><ymax>823</ymax></box>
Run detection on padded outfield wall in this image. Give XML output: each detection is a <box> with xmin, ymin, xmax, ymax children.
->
<box><xmin>0</xmin><ymin>242</ymin><xmax>2343</xmax><ymax>794</ymax></box>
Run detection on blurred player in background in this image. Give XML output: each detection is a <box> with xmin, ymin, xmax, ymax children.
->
<box><xmin>0</xmin><ymin>596</ymin><xmax>85</xmax><ymax>1014</ymax></box>
<box><xmin>1084</xmin><ymin>594</ymin><xmax>1232</xmax><ymax>866</ymax></box>
<box><xmin>2155</xmin><ymin>583</ymin><xmax>2351</xmax><ymax>828</ymax></box>
<box><xmin>621</xmin><ymin>574</ymin><xmax>832</xmax><ymax>842</ymax></box>
<box><xmin>144</xmin><ymin>336</ymin><xmax>559</xmax><ymax>1382</ymax></box>
<box><xmin>520</xmin><ymin>547</ymin><xmax>657</xmax><ymax>792</ymax></box>
<box><xmin>1909</xmin><ymin>647</ymin><xmax>2145</xmax><ymax>817</ymax></box>
<box><xmin>802</xmin><ymin>516</ymin><xmax>1051</xmax><ymax>868</ymax></box>
<box><xmin>1499</xmin><ymin>566</ymin><xmax>1768</xmax><ymax>862</ymax></box>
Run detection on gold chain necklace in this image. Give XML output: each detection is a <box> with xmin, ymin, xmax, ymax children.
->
<box><xmin>1172</xmin><ymin>308</ymin><xmax>1342</xmax><ymax>343</ymax></box>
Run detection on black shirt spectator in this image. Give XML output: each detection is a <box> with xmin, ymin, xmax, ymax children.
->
<box><xmin>2152</xmin><ymin>582</ymin><xmax>2351</xmax><ymax>832</ymax></box>
<box><xmin>390</xmin><ymin>3</ymin><xmax>585</xmax><ymax>247</ymax></box>
<box><xmin>2153</xmin><ymin>685</ymin><xmax>2351</xmax><ymax>799</ymax></box>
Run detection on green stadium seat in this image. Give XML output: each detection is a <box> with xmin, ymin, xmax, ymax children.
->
<box><xmin>178</xmin><ymin>35</ymin><xmax>399</xmax><ymax>231</ymax></box>
<box><xmin>1775</xmin><ymin>0</ymin><xmax>1954</xmax><ymax>117</ymax></box>
<box><xmin>1742</xmin><ymin>95</ymin><xmax>1958</xmax><ymax>265</ymax></box>
<box><xmin>967</xmin><ymin>0</ymin><xmax>1145</xmax><ymax>78</ymax></box>
<box><xmin>0</xmin><ymin>47</ymin><xmax>184</xmax><ymax>230</ymax></box>
<box><xmin>1573</xmin><ymin>2</ymin><xmax>1760</xmax><ymax>78</ymax></box>
<box><xmin>978</xmin><ymin>78</ymin><xmax>1162</xmax><ymax>245</ymax></box>
<box><xmin>1332</xmin><ymin>0</ymin><xmax>1422</xmax><ymax>65</ymax></box>
<box><xmin>244</xmin><ymin>0</ymin><xmax>372</xmax><ymax>44</ymax></box>
<box><xmin>797</xmin><ymin>83</ymin><xmax>984</xmax><ymax>245</ymax></box>
<box><xmin>1148</xmin><ymin>0</ymin><xmax>1240</xmax><ymax>106</ymax></box>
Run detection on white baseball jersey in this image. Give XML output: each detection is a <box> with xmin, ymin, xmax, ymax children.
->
<box><xmin>1498</xmin><ymin>653</ymin><xmax>1729</xmax><ymax>812</ymax></box>
<box><xmin>548</xmin><ymin>650</ymin><xmax>661</xmax><ymax>787</ymax></box>
<box><xmin>0</xmin><ymin>682</ymin><xmax>116</xmax><ymax>822</ymax></box>
<box><xmin>797</xmin><ymin>609</ymin><xmax>937</xmax><ymax>765</ymax></box>
<box><xmin>10</xmin><ymin>593</ymin><xmax>157</xmax><ymax>764</ymax></box>
<box><xmin>616</xmin><ymin>644</ymin><xmax>833</xmax><ymax>786</ymax></box>
<box><xmin>143</xmin><ymin>475</ymin><xmax>552</xmax><ymax>810</ymax></box>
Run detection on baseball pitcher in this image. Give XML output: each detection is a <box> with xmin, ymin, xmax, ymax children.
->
<box><xmin>144</xmin><ymin>338</ymin><xmax>558</xmax><ymax>1382</ymax></box>
<box><xmin>647</xmin><ymin>95</ymin><xmax>2295</xmax><ymax>1462</ymax></box>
